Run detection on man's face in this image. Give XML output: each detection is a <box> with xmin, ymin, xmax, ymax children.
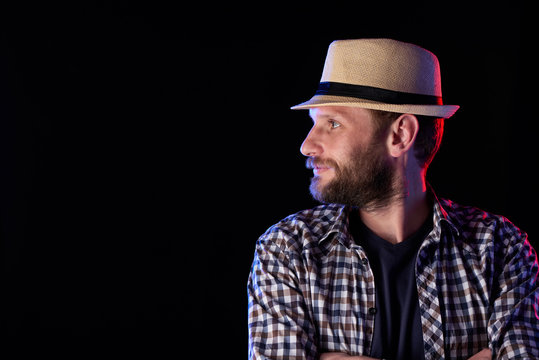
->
<box><xmin>301</xmin><ymin>106</ymin><xmax>399</xmax><ymax>210</ymax></box>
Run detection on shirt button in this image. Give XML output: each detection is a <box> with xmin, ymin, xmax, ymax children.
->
<box><xmin>368</xmin><ymin>307</ymin><xmax>377</xmax><ymax>315</ymax></box>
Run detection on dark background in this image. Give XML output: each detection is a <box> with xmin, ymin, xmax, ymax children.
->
<box><xmin>1</xmin><ymin>1</ymin><xmax>532</xmax><ymax>357</ymax></box>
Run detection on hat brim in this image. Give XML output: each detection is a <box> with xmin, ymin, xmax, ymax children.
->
<box><xmin>291</xmin><ymin>95</ymin><xmax>459</xmax><ymax>119</ymax></box>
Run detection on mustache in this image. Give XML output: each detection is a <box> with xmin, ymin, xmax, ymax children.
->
<box><xmin>305</xmin><ymin>157</ymin><xmax>339</xmax><ymax>170</ymax></box>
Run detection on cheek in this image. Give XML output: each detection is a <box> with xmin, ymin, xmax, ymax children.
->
<box><xmin>338</xmin><ymin>141</ymin><xmax>365</xmax><ymax>166</ymax></box>
<box><xmin>325</xmin><ymin>130</ymin><xmax>373</xmax><ymax>169</ymax></box>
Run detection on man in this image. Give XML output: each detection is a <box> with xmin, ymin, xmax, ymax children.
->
<box><xmin>247</xmin><ymin>39</ymin><xmax>538</xmax><ymax>360</ymax></box>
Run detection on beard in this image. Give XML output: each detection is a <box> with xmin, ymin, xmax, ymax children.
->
<box><xmin>307</xmin><ymin>141</ymin><xmax>401</xmax><ymax>210</ymax></box>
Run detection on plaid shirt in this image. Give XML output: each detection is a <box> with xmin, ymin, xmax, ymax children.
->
<box><xmin>247</xmin><ymin>193</ymin><xmax>539</xmax><ymax>359</ymax></box>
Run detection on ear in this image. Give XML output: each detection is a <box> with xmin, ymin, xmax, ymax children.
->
<box><xmin>386</xmin><ymin>114</ymin><xmax>419</xmax><ymax>158</ymax></box>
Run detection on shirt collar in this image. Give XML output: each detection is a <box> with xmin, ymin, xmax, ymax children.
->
<box><xmin>429</xmin><ymin>185</ymin><xmax>461</xmax><ymax>237</ymax></box>
<box><xmin>317</xmin><ymin>205</ymin><xmax>354</xmax><ymax>248</ymax></box>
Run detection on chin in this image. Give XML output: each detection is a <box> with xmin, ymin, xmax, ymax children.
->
<box><xmin>309</xmin><ymin>176</ymin><xmax>332</xmax><ymax>202</ymax></box>
<box><xmin>311</xmin><ymin>175</ymin><xmax>329</xmax><ymax>190</ymax></box>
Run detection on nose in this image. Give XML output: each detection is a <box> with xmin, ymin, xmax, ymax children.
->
<box><xmin>300</xmin><ymin>126</ymin><xmax>322</xmax><ymax>157</ymax></box>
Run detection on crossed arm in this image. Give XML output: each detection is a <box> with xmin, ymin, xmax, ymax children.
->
<box><xmin>319</xmin><ymin>348</ymin><xmax>492</xmax><ymax>360</ymax></box>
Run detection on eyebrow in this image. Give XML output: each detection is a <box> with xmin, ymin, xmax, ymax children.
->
<box><xmin>309</xmin><ymin>111</ymin><xmax>341</xmax><ymax>122</ymax></box>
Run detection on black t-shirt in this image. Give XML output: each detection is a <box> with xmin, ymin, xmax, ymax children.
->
<box><xmin>349</xmin><ymin>211</ymin><xmax>432</xmax><ymax>360</ymax></box>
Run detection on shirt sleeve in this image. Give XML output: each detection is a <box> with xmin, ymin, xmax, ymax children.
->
<box><xmin>247</xmin><ymin>233</ymin><xmax>318</xmax><ymax>360</ymax></box>
<box><xmin>488</xmin><ymin>220</ymin><xmax>539</xmax><ymax>359</ymax></box>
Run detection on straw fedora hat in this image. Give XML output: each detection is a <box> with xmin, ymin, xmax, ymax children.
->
<box><xmin>291</xmin><ymin>38</ymin><xmax>459</xmax><ymax>118</ymax></box>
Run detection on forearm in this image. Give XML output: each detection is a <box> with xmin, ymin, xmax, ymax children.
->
<box><xmin>320</xmin><ymin>348</ymin><xmax>491</xmax><ymax>360</ymax></box>
<box><xmin>467</xmin><ymin>348</ymin><xmax>491</xmax><ymax>360</ymax></box>
<box><xmin>319</xmin><ymin>353</ymin><xmax>378</xmax><ymax>360</ymax></box>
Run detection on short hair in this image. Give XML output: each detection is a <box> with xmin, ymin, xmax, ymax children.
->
<box><xmin>369</xmin><ymin>109</ymin><xmax>444</xmax><ymax>169</ymax></box>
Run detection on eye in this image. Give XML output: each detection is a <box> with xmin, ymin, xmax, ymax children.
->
<box><xmin>329</xmin><ymin>120</ymin><xmax>341</xmax><ymax>129</ymax></box>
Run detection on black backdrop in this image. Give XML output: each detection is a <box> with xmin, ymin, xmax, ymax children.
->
<box><xmin>1</xmin><ymin>2</ymin><xmax>533</xmax><ymax>357</ymax></box>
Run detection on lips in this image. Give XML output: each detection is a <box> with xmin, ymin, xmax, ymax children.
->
<box><xmin>306</xmin><ymin>157</ymin><xmax>335</xmax><ymax>176</ymax></box>
<box><xmin>313</xmin><ymin>165</ymin><xmax>331</xmax><ymax>176</ymax></box>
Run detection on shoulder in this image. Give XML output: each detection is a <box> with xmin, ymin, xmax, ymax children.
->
<box><xmin>439</xmin><ymin>197</ymin><xmax>527</xmax><ymax>250</ymax></box>
<box><xmin>257</xmin><ymin>204</ymin><xmax>347</xmax><ymax>254</ymax></box>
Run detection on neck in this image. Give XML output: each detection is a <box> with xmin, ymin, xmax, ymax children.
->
<box><xmin>359</xmin><ymin>170</ymin><xmax>430</xmax><ymax>244</ymax></box>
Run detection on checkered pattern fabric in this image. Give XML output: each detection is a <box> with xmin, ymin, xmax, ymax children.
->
<box><xmin>247</xmin><ymin>192</ymin><xmax>539</xmax><ymax>359</ymax></box>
